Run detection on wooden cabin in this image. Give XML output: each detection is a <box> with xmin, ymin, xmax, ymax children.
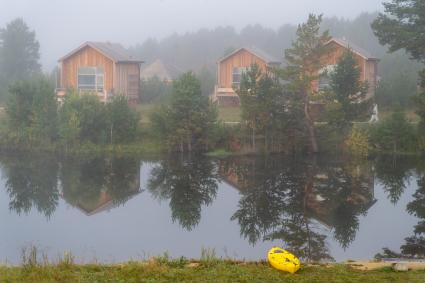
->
<box><xmin>314</xmin><ymin>38</ymin><xmax>379</xmax><ymax>99</ymax></box>
<box><xmin>56</xmin><ymin>41</ymin><xmax>143</xmax><ymax>103</ymax></box>
<box><xmin>211</xmin><ymin>47</ymin><xmax>281</xmax><ymax>106</ymax></box>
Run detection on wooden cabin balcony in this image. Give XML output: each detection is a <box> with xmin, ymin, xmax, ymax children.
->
<box><xmin>55</xmin><ymin>87</ymin><xmax>110</xmax><ymax>104</ymax></box>
<box><xmin>211</xmin><ymin>85</ymin><xmax>240</xmax><ymax>106</ymax></box>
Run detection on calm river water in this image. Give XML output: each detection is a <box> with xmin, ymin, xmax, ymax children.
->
<box><xmin>0</xmin><ymin>153</ymin><xmax>423</xmax><ymax>263</ymax></box>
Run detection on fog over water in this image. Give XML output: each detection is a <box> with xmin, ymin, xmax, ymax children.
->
<box><xmin>0</xmin><ymin>0</ymin><xmax>384</xmax><ymax>70</ymax></box>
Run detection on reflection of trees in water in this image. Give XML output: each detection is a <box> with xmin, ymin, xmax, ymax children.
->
<box><xmin>223</xmin><ymin>156</ymin><xmax>375</xmax><ymax>261</ymax></box>
<box><xmin>4</xmin><ymin>151</ymin><xmax>424</xmax><ymax>260</ymax></box>
<box><xmin>267</xmin><ymin>161</ymin><xmax>335</xmax><ymax>262</ymax></box>
<box><xmin>228</xmin><ymin>157</ymin><xmax>301</xmax><ymax>244</ymax></box>
<box><xmin>376</xmin><ymin>173</ymin><xmax>425</xmax><ymax>259</ymax></box>
<box><xmin>266</xmin><ymin>218</ymin><xmax>333</xmax><ymax>262</ymax></box>
<box><xmin>373</xmin><ymin>156</ymin><xmax>425</xmax><ymax>259</ymax></box>
<box><xmin>0</xmin><ymin>154</ymin><xmax>140</xmax><ymax>218</ymax></box>
<box><xmin>374</xmin><ymin>155</ymin><xmax>415</xmax><ymax>204</ymax></box>
<box><xmin>227</xmin><ymin>158</ymin><xmax>305</xmax><ymax>244</ymax></box>
<box><xmin>400</xmin><ymin>176</ymin><xmax>425</xmax><ymax>258</ymax></box>
<box><xmin>61</xmin><ymin>157</ymin><xmax>108</xmax><ymax>209</ymax></box>
<box><xmin>148</xmin><ymin>155</ymin><xmax>218</xmax><ymax>231</ymax></box>
<box><xmin>61</xmin><ymin>156</ymin><xmax>141</xmax><ymax>214</ymax></box>
<box><xmin>311</xmin><ymin>160</ymin><xmax>375</xmax><ymax>250</ymax></box>
<box><xmin>1</xmin><ymin>154</ymin><xmax>59</xmax><ymax>218</ymax></box>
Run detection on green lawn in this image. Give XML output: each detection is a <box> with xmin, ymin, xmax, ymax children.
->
<box><xmin>136</xmin><ymin>104</ymin><xmax>419</xmax><ymax>125</ymax></box>
<box><xmin>0</xmin><ymin>261</ymin><xmax>424</xmax><ymax>283</ymax></box>
<box><xmin>218</xmin><ymin>106</ymin><xmax>241</xmax><ymax>122</ymax></box>
<box><xmin>380</xmin><ymin>109</ymin><xmax>420</xmax><ymax>123</ymax></box>
<box><xmin>135</xmin><ymin>104</ymin><xmax>242</xmax><ymax>124</ymax></box>
<box><xmin>133</xmin><ymin>104</ymin><xmax>157</xmax><ymax>124</ymax></box>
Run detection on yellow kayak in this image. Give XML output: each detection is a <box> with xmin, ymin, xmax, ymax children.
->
<box><xmin>267</xmin><ymin>247</ymin><xmax>301</xmax><ymax>274</ymax></box>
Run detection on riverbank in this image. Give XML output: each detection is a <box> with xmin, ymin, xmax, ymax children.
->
<box><xmin>1</xmin><ymin>260</ymin><xmax>424</xmax><ymax>282</ymax></box>
<box><xmin>0</xmin><ymin>139</ymin><xmax>167</xmax><ymax>158</ymax></box>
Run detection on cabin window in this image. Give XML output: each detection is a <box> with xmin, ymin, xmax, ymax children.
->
<box><xmin>318</xmin><ymin>65</ymin><xmax>335</xmax><ymax>91</ymax></box>
<box><xmin>232</xmin><ymin>67</ymin><xmax>248</xmax><ymax>87</ymax></box>
<box><xmin>78</xmin><ymin>67</ymin><xmax>104</xmax><ymax>92</ymax></box>
<box><xmin>318</xmin><ymin>75</ymin><xmax>331</xmax><ymax>91</ymax></box>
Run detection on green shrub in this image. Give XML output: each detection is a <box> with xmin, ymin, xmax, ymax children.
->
<box><xmin>149</xmin><ymin>72</ymin><xmax>218</xmax><ymax>152</ymax></box>
<box><xmin>370</xmin><ymin>112</ymin><xmax>417</xmax><ymax>154</ymax></box>
<box><xmin>345</xmin><ymin>126</ymin><xmax>371</xmax><ymax>157</ymax></box>
<box><xmin>5</xmin><ymin>76</ymin><xmax>58</xmax><ymax>146</ymax></box>
<box><xmin>325</xmin><ymin>101</ymin><xmax>346</xmax><ymax>130</ymax></box>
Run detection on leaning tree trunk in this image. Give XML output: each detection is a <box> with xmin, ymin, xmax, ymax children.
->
<box><xmin>303</xmin><ymin>91</ymin><xmax>319</xmax><ymax>154</ymax></box>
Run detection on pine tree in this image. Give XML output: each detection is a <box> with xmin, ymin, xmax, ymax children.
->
<box><xmin>328</xmin><ymin>50</ymin><xmax>368</xmax><ymax>129</ymax></box>
<box><xmin>280</xmin><ymin>14</ymin><xmax>331</xmax><ymax>153</ymax></box>
<box><xmin>237</xmin><ymin>64</ymin><xmax>263</xmax><ymax>151</ymax></box>
<box><xmin>237</xmin><ymin>64</ymin><xmax>289</xmax><ymax>152</ymax></box>
<box><xmin>372</xmin><ymin>0</ymin><xmax>425</xmax><ymax>85</ymax></box>
<box><xmin>0</xmin><ymin>18</ymin><xmax>41</xmax><ymax>100</ymax></box>
<box><xmin>150</xmin><ymin>72</ymin><xmax>218</xmax><ymax>152</ymax></box>
<box><xmin>106</xmin><ymin>95</ymin><xmax>139</xmax><ymax>144</ymax></box>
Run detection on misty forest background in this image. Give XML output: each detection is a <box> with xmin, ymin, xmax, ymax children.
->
<box><xmin>129</xmin><ymin>12</ymin><xmax>421</xmax><ymax>110</ymax></box>
<box><xmin>0</xmin><ymin>12</ymin><xmax>420</xmax><ymax>110</ymax></box>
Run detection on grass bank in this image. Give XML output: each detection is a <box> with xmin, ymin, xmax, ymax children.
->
<box><xmin>1</xmin><ymin>260</ymin><xmax>424</xmax><ymax>283</ymax></box>
<box><xmin>0</xmin><ymin>139</ymin><xmax>166</xmax><ymax>159</ymax></box>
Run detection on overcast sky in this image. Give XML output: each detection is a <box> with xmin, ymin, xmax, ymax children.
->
<box><xmin>0</xmin><ymin>0</ymin><xmax>385</xmax><ymax>70</ymax></box>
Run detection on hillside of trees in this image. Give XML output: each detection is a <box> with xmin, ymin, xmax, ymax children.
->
<box><xmin>131</xmin><ymin>12</ymin><xmax>420</xmax><ymax>108</ymax></box>
<box><xmin>132</xmin><ymin>13</ymin><xmax>388</xmax><ymax>72</ymax></box>
<box><xmin>0</xmin><ymin>12</ymin><xmax>420</xmax><ymax>109</ymax></box>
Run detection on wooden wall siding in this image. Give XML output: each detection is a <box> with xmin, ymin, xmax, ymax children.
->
<box><xmin>218</xmin><ymin>49</ymin><xmax>268</xmax><ymax>88</ymax></box>
<box><xmin>61</xmin><ymin>46</ymin><xmax>114</xmax><ymax>92</ymax></box>
<box><xmin>366</xmin><ymin>60</ymin><xmax>378</xmax><ymax>94</ymax></box>
<box><xmin>321</xmin><ymin>42</ymin><xmax>367</xmax><ymax>80</ymax></box>
<box><xmin>312</xmin><ymin>42</ymin><xmax>378</xmax><ymax>95</ymax></box>
<box><xmin>114</xmin><ymin>63</ymin><xmax>140</xmax><ymax>99</ymax></box>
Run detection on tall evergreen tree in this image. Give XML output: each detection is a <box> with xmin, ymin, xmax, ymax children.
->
<box><xmin>150</xmin><ymin>72</ymin><xmax>218</xmax><ymax>152</ymax></box>
<box><xmin>0</xmin><ymin>18</ymin><xmax>41</xmax><ymax>99</ymax></box>
<box><xmin>237</xmin><ymin>64</ymin><xmax>264</xmax><ymax>151</ymax></box>
<box><xmin>372</xmin><ymin>0</ymin><xmax>425</xmax><ymax>85</ymax></box>
<box><xmin>280</xmin><ymin>14</ymin><xmax>331</xmax><ymax>153</ymax></box>
<box><xmin>237</xmin><ymin>64</ymin><xmax>291</xmax><ymax>152</ymax></box>
<box><xmin>6</xmin><ymin>76</ymin><xmax>57</xmax><ymax>145</ymax></box>
<box><xmin>328</xmin><ymin>50</ymin><xmax>368</xmax><ymax>129</ymax></box>
<box><xmin>105</xmin><ymin>95</ymin><xmax>139</xmax><ymax>144</ymax></box>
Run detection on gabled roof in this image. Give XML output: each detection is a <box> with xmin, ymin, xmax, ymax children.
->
<box><xmin>59</xmin><ymin>41</ymin><xmax>143</xmax><ymax>63</ymax></box>
<box><xmin>327</xmin><ymin>38</ymin><xmax>379</xmax><ymax>61</ymax></box>
<box><xmin>140</xmin><ymin>59</ymin><xmax>183</xmax><ymax>81</ymax></box>
<box><xmin>218</xmin><ymin>47</ymin><xmax>281</xmax><ymax>65</ymax></box>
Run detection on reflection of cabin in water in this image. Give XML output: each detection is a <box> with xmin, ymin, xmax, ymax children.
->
<box><xmin>74</xmin><ymin>191</ymin><xmax>121</xmax><ymax>216</ymax></box>
<box><xmin>219</xmin><ymin>158</ymin><xmax>376</xmax><ymax>228</ymax></box>
<box><xmin>305</xmin><ymin>167</ymin><xmax>376</xmax><ymax>228</ymax></box>
<box><xmin>218</xmin><ymin>157</ymin><xmax>254</xmax><ymax>190</ymax></box>
<box><xmin>61</xmin><ymin>170</ymin><xmax>141</xmax><ymax>216</ymax></box>
<box><xmin>63</xmin><ymin>188</ymin><xmax>141</xmax><ymax>216</ymax></box>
